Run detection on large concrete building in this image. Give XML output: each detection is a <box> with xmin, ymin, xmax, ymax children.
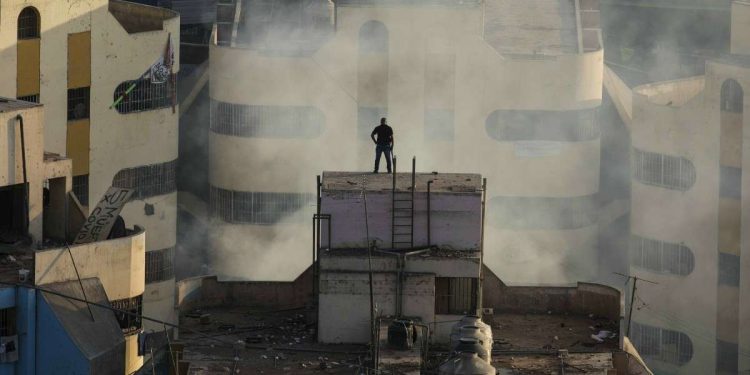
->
<box><xmin>208</xmin><ymin>0</ymin><xmax>604</xmax><ymax>285</ymax></box>
<box><xmin>0</xmin><ymin>0</ymin><xmax>180</xmax><ymax>333</ymax></box>
<box><xmin>604</xmin><ymin>1</ymin><xmax>750</xmax><ymax>373</ymax></box>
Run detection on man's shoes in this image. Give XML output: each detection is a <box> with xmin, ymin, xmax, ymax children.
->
<box><xmin>373</xmin><ymin>170</ymin><xmax>378</xmax><ymax>173</ymax></box>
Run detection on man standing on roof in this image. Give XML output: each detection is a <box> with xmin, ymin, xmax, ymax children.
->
<box><xmin>371</xmin><ymin>117</ymin><xmax>394</xmax><ymax>173</ymax></box>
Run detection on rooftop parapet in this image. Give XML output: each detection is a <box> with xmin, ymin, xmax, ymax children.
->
<box><xmin>320</xmin><ymin>171</ymin><xmax>483</xmax><ymax>251</ymax></box>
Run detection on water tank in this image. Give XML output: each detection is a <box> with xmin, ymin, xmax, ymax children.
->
<box><xmin>438</xmin><ymin>352</ymin><xmax>496</xmax><ymax>375</ymax></box>
<box><xmin>454</xmin><ymin>338</ymin><xmax>488</xmax><ymax>362</ymax></box>
<box><xmin>451</xmin><ymin>326</ymin><xmax>492</xmax><ymax>359</ymax></box>
<box><xmin>387</xmin><ymin>320</ymin><xmax>414</xmax><ymax>350</ymax></box>
<box><xmin>451</xmin><ymin>316</ymin><xmax>493</xmax><ymax>343</ymax></box>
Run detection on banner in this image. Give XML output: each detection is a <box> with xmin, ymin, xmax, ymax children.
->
<box><xmin>73</xmin><ymin>187</ymin><xmax>134</xmax><ymax>244</ymax></box>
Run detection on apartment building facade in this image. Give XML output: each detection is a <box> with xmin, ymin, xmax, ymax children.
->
<box><xmin>0</xmin><ymin>0</ymin><xmax>179</xmax><ymax>332</ymax></box>
<box><xmin>209</xmin><ymin>0</ymin><xmax>604</xmax><ymax>285</ymax></box>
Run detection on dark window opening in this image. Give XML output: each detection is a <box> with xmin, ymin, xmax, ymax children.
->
<box><xmin>111</xmin><ymin>295</ymin><xmax>142</xmax><ymax>335</ymax></box>
<box><xmin>721</xmin><ymin>79</ymin><xmax>744</xmax><ymax>113</ymax></box>
<box><xmin>716</xmin><ymin>340</ymin><xmax>739</xmax><ymax>373</ymax></box>
<box><xmin>0</xmin><ymin>308</ymin><xmax>17</xmax><ymax>337</ymax></box>
<box><xmin>16</xmin><ymin>94</ymin><xmax>39</xmax><ymax>104</ymax></box>
<box><xmin>146</xmin><ymin>247</ymin><xmax>175</xmax><ymax>284</ymax></box>
<box><xmin>17</xmin><ymin>7</ymin><xmax>40</xmax><ymax>39</ymax></box>
<box><xmin>359</xmin><ymin>21</ymin><xmax>389</xmax><ymax>54</ymax></box>
<box><xmin>113</xmin><ymin>74</ymin><xmax>175</xmax><ymax>114</ymax></box>
<box><xmin>435</xmin><ymin>277</ymin><xmax>477</xmax><ymax>315</ymax></box>
<box><xmin>0</xmin><ymin>184</ymin><xmax>29</xmax><ymax>242</ymax></box>
<box><xmin>720</xmin><ymin>166</ymin><xmax>742</xmax><ymax>199</ymax></box>
<box><xmin>719</xmin><ymin>253</ymin><xmax>740</xmax><ymax>287</ymax></box>
<box><xmin>72</xmin><ymin>175</ymin><xmax>89</xmax><ymax>206</ymax></box>
<box><xmin>112</xmin><ymin>160</ymin><xmax>176</xmax><ymax>200</ymax></box>
<box><xmin>67</xmin><ymin>87</ymin><xmax>90</xmax><ymax>121</ymax></box>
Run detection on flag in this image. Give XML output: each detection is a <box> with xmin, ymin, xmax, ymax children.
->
<box><xmin>110</xmin><ymin>34</ymin><xmax>175</xmax><ymax>110</ymax></box>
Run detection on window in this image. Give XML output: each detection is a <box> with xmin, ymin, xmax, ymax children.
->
<box><xmin>16</xmin><ymin>94</ymin><xmax>39</xmax><ymax>103</ymax></box>
<box><xmin>17</xmin><ymin>7</ymin><xmax>40</xmax><ymax>39</ymax></box>
<box><xmin>210</xmin><ymin>187</ymin><xmax>314</xmax><ymax>225</ymax></box>
<box><xmin>0</xmin><ymin>308</ymin><xmax>16</xmax><ymax>337</ymax></box>
<box><xmin>721</xmin><ymin>79</ymin><xmax>744</xmax><ymax>113</ymax></box>
<box><xmin>630</xmin><ymin>235</ymin><xmax>694</xmax><ymax>275</ymax></box>
<box><xmin>717</xmin><ymin>340</ymin><xmax>739</xmax><ymax>373</ymax></box>
<box><xmin>435</xmin><ymin>277</ymin><xmax>478</xmax><ymax>315</ymax></box>
<box><xmin>110</xmin><ymin>295</ymin><xmax>142</xmax><ymax>335</ymax></box>
<box><xmin>146</xmin><ymin>247</ymin><xmax>175</xmax><ymax>284</ymax></box>
<box><xmin>359</xmin><ymin>21</ymin><xmax>389</xmax><ymax>54</ymax></box>
<box><xmin>720</xmin><ymin>166</ymin><xmax>741</xmax><ymax>199</ymax></box>
<box><xmin>72</xmin><ymin>174</ymin><xmax>89</xmax><ymax>206</ymax></box>
<box><xmin>112</xmin><ymin>160</ymin><xmax>176</xmax><ymax>200</ymax></box>
<box><xmin>486</xmin><ymin>109</ymin><xmax>599</xmax><ymax>142</ymax></box>
<box><xmin>211</xmin><ymin>101</ymin><xmax>325</xmax><ymax>138</ymax></box>
<box><xmin>719</xmin><ymin>253</ymin><xmax>740</xmax><ymax>286</ymax></box>
<box><xmin>67</xmin><ymin>87</ymin><xmax>90</xmax><ymax>121</ymax></box>
<box><xmin>488</xmin><ymin>195</ymin><xmax>598</xmax><ymax>230</ymax></box>
<box><xmin>630</xmin><ymin>322</ymin><xmax>693</xmax><ymax>365</ymax></box>
<box><xmin>632</xmin><ymin>148</ymin><xmax>696</xmax><ymax>191</ymax></box>
<box><xmin>113</xmin><ymin>75</ymin><xmax>175</xmax><ymax>114</ymax></box>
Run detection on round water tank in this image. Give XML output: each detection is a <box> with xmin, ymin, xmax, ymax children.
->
<box><xmin>451</xmin><ymin>316</ymin><xmax>493</xmax><ymax>343</ymax></box>
<box><xmin>439</xmin><ymin>352</ymin><xmax>496</xmax><ymax>375</ymax></box>
<box><xmin>454</xmin><ymin>338</ymin><xmax>488</xmax><ymax>362</ymax></box>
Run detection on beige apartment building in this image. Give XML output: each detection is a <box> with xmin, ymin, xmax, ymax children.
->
<box><xmin>604</xmin><ymin>1</ymin><xmax>750</xmax><ymax>373</ymax></box>
<box><xmin>209</xmin><ymin>0</ymin><xmax>604</xmax><ymax>285</ymax></box>
<box><xmin>0</xmin><ymin>1</ymin><xmax>179</xmax><ymax>333</ymax></box>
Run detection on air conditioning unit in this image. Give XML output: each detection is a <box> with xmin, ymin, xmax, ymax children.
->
<box><xmin>0</xmin><ymin>335</ymin><xmax>18</xmax><ymax>363</ymax></box>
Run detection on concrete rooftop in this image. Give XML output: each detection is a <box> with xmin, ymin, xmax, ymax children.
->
<box><xmin>321</xmin><ymin>171</ymin><xmax>482</xmax><ymax>193</ymax></box>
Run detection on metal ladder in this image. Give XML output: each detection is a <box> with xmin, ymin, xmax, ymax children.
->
<box><xmin>391</xmin><ymin>157</ymin><xmax>415</xmax><ymax>249</ymax></box>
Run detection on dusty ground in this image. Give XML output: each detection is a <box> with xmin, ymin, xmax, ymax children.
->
<box><xmin>491</xmin><ymin>313</ymin><xmax>619</xmax><ymax>351</ymax></box>
<box><xmin>180</xmin><ymin>306</ymin><xmax>370</xmax><ymax>374</ymax></box>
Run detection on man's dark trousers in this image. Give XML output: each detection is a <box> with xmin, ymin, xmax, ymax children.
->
<box><xmin>374</xmin><ymin>144</ymin><xmax>392</xmax><ymax>173</ymax></box>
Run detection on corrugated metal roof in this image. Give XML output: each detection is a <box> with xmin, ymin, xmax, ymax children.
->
<box><xmin>171</xmin><ymin>0</ymin><xmax>217</xmax><ymax>24</ymax></box>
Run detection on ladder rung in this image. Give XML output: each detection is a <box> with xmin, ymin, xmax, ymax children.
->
<box><xmin>393</xmin><ymin>224</ymin><xmax>412</xmax><ymax>227</ymax></box>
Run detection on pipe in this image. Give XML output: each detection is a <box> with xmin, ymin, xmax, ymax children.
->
<box><xmin>478</xmin><ymin>178</ymin><xmax>487</xmax><ymax>314</ymax></box>
<box><xmin>16</xmin><ymin>115</ymin><xmax>29</xmax><ymax>236</ymax></box>
<box><xmin>427</xmin><ymin>180</ymin><xmax>433</xmax><ymax>247</ymax></box>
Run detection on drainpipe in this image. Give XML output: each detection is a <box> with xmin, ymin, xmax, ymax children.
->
<box><xmin>427</xmin><ymin>180</ymin><xmax>433</xmax><ymax>247</ymax></box>
<box><xmin>478</xmin><ymin>178</ymin><xmax>487</xmax><ymax>314</ymax></box>
<box><xmin>16</xmin><ymin>115</ymin><xmax>29</xmax><ymax>236</ymax></box>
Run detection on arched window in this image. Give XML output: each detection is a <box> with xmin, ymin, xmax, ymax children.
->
<box><xmin>630</xmin><ymin>234</ymin><xmax>695</xmax><ymax>275</ymax></box>
<box><xmin>632</xmin><ymin>148</ymin><xmax>696</xmax><ymax>191</ymax></box>
<box><xmin>486</xmin><ymin>109</ymin><xmax>599</xmax><ymax>142</ymax></box>
<box><xmin>359</xmin><ymin>21</ymin><xmax>389</xmax><ymax>54</ymax></box>
<box><xmin>17</xmin><ymin>7</ymin><xmax>40</xmax><ymax>39</ymax></box>
<box><xmin>721</xmin><ymin>79</ymin><xmax>744</xmax><ymax>113</ymax></box>
<box><xmin>631</xmin><ymin>322</ymin><xmax>693</xmax><ymax>366</ymax></box>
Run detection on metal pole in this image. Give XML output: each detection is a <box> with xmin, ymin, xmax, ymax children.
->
<box><xmin>427</xmin><ymin>180</ymin><xmax>433</xmax><ymax>247</ymax></box>
<box><xmin>626</xmin><ymin>278</ymin><xmax>637</xmax><ymax>337</ymax></box>
<box><xmin>391</xmin><ymin>157</ymin><xmax>397</xmax><ymax>248</ymax></box>
<box><xmin>16</xmin><ymin>116</ymin><xmax>29</xmax><ymax>235</ymax></box>
<box><xmin>65</xmin><ymin>244</ymin><xmax>95</xmax><ymax>321</ymax></box>
<box><xmin>410</xmin><ymin>157</ymin><xmax>415</xmax><ymax>248</ymax></box>
<box><xmin>478</xmin><ymin>178</ymin><xmax>487</xmax><ymax>314</ymax></box>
